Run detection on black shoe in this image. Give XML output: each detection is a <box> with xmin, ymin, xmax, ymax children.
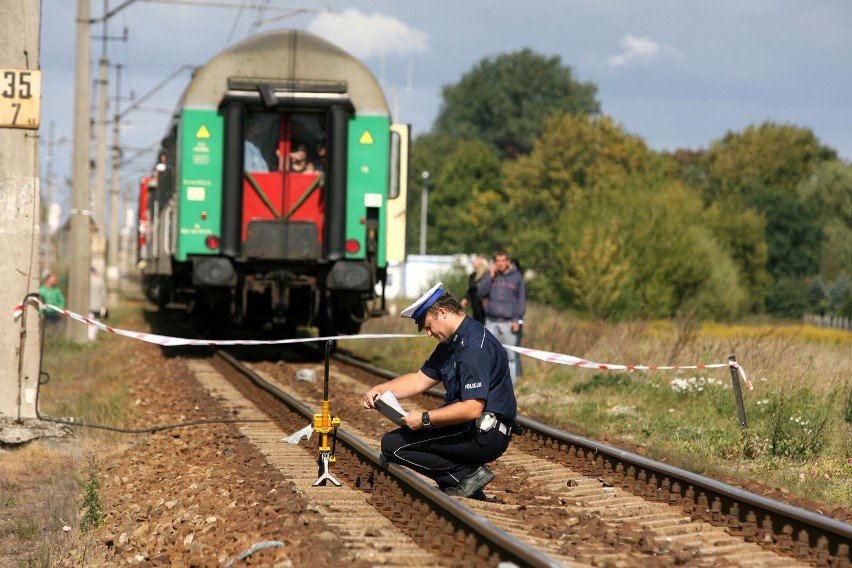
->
<box><xmin>469</xmin><ymin>489</ymin><xmax>487</xmax><ymax>501</ymax></box>
<box><xmin>445</xmin><ymin>465</ymin><xmax>494</xmax><ymax>498</ymax></box>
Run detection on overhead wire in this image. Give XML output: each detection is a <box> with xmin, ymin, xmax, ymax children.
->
<box><xmin>224</xmin><ymin>0</ymin><xmax>249</xmax><ymax>47</ymax></box>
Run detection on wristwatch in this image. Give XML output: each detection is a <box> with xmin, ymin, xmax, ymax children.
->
<box><xmin>421</xmin><ymin>411</ymin><xmax>433</xmax><ymax>429</ymax></box>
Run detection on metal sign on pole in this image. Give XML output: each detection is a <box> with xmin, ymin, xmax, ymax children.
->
<box><xmin>0</xmin><ymin>69</ymin><xmax>41</xmax><ymax>129</ymax></box>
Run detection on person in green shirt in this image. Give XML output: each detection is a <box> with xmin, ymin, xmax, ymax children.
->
<box><xmin>39</xmin><ymin>272</ymin><xmax>66</xmax><ymax>334</ymax></box>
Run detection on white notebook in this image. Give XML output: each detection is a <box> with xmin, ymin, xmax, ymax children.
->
<box><xmin>373</xmin><ymin>391</ymin><xmax>409</xmax><ymax>427</ymax></box>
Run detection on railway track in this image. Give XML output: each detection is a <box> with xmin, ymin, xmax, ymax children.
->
<box><xmin>178</xmin><ymin>340</ymin><xmax>851</xmax><ymax>567</ymax></box>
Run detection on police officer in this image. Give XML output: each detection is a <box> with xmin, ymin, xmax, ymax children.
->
<box><xmin>362</xmin><ymin>282</ymin><xmax>517</xmax><ymax>499</ymax></box>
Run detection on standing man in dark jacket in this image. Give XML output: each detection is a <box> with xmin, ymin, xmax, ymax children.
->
<box><xmin>477</xmin><ymin>249</ymin><xmax>526</xmax><ymax>383</ymax></box>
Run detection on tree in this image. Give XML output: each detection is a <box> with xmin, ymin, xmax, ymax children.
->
<box><xmin>701</xmin><ymin>122</ymin><xmax>836</xmax><ymax>201</ymax></box>
<box><xmin>755</xmin><ymin>188</ymin><xmax>824</xmax><ymax>279</ymax></box>
<box><xmin>565</xmin><ymin>222</ymin><xmax>632</xmax><ymax>319</ymax></box>
<box><xmin>701</xmin><ymin>199</ymin><xmax>771</xmax><ymax>312</ymax></box>
<box><xmin>426</xmin><ymin>140</ymin><xmax>506</xmax><ymax>254</ymax></box>
<box><xmin>829</xmin><ymin>273</ymin><xmax>851</xmax><ymax>314</ymax></box>
<box><xmin>434</xmin><ymin>49</ymin><xmax>600</xmax><ymax>158</ymax></box>
<box><xmin>693</xmin><ymin>122</ymin><xmax>837</xmax><ymax>313</ymax></box>
<box><xmin>503</xmin><ymin>114</ymin><xmax>747</xmax><ymax>320</ymax></box>
<box><xmin>504</xmin><ymin>113</ymin><xmax>656</xmax><ymax>279</ymax></box>
<box><xmin>798</xmin><ymin>160</ymin><xmax>852</xmax><ymax>282</ymax></box>
<box><xmin>808</xmin><ymin>276</ymin><xmax>827</xmax><ymax>315</ymax></box>
<box><xmin>765</xmin><ymin>277</ymin><xmax>810</xmax><ymax>319</ymax></box>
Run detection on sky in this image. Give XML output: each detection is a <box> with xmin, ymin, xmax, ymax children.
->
<box><xmin>38</xmin><ymin>0</ymin><xmax>852</xmax><ymax>224</ymax></box>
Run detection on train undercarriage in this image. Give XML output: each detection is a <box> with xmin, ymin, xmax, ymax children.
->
<box><xmin>144</xmin><ymin>257</ymin><xmax>385</xmax><ymax>336</ymax></box>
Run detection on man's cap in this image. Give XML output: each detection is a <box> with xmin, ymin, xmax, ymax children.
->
<box><xmin>400</xmin><ymin>282</ymin><xmax>443</xmax><ymax>330</ymax></box>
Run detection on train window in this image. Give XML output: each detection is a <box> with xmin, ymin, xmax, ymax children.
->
<box><xmin>243</xmin><ymin>111</ymin><xmax>327</xmax><ymax>174</ymax></box>
<box><xmin>389</xmin><ymin>124</ymin><xmax>410</xmax><ymax>200</ymax></box>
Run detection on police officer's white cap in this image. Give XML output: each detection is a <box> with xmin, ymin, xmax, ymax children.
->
<box><xmin>400</xmin><ymin>282</ymin><xmax>444</xmax><ymax>325</ymax></box>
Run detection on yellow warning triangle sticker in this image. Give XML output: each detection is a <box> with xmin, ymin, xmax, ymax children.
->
<box><xmin>196</xmin><ymin>125</ymin><xmax>211</xmax><ymax>139</ymax></box>
<box><xmin>359</xmin><ymin>130</ymin><xmax>374</xmax><ymax>144</ymax></box>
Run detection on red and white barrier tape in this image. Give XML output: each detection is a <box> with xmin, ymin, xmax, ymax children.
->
<box><xmin>13</xmin><ymin>298</ymin><xmax>420</xmax><ymax>346</ymax></box>
<box><xmin>504</xmin><ymin>345</ymin><xmax>752</xmax><ymax>390</ymax></box>
<box><xmin>14</xmin><ymin>297</ymin><xmax>752</xmax><ymax>390</ymax></box>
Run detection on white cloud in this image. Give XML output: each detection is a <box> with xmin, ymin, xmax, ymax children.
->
<box><xmin>307</xmin><ymin>9</ymin><xmax>429</xmax><ymax>60</ymax></box>
<box><xmin>607</xmin><ymin>34</ymin><xmax>681</xmax><ymax>67</ymax></box>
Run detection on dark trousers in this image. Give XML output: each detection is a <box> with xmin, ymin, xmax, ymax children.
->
<box><xmin>44</xmin><ymin>313</ymin><xmax>63</xmax><ymax>336</ymax></box>
<box><xmin>381</xmin><ymin>422</ymin><xmax>511</xmax><ymax>490</ymax></box>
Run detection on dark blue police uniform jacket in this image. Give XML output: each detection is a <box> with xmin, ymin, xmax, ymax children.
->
<box><xmin>380</xmin><ymin>316</ymin><xmax>517</xmax><ymax>489</ymax></box>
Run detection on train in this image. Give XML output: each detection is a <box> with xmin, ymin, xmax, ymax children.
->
<box><xmin>137</xmin><ymin>29</ymin><xmax>409</xmax><ymax>335</ymax></box>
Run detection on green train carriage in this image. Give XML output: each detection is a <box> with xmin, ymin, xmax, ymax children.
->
<box><xmin>141</xmin><ymin>29</ymin><xmax>409</xmax><ymax>335</ymax></box>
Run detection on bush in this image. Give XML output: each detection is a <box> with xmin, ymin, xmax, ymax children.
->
<box><xmin>79</xmin><ymin>453</ymin><xmax>103</xmax><ymax>533</ymax></box>
<box><xmin>755</xmin><ymin>391</ymin><xmax>830</xmax><ymax>459</ymax></box>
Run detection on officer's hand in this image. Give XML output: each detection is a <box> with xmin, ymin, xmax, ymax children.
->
<box><xmin>363</xmin><ymin>388</ymin><xmax>381</xmax><ymax>409</ymax></box>
<box><xmin>511</xmin><ymin>322</ymin><xmax>520</xmax><ymax>333</ymax></box>
<box><xmin>402</xmin><ymin>411</ymin><xmax>423</xmax><ymax>430</ymax></box>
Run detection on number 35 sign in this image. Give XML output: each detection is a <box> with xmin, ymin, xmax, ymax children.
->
<box><xmin>1</xmin><ymin>69</ymin><xmax>41</xmax><ymax>130</ymax></box>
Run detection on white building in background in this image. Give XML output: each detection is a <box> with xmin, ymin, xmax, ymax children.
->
<box><xmin>382</xmin><ymin>254</ymin><xmax>473</xmax><ymax>314</ymax></box>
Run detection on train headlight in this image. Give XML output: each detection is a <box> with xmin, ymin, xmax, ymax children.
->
<box><xmin>345</xmin><ymin>239</ymin><xmax>360</xmax><ymax>254</ymax></box>
<box><xmin>205</xmin><ymin>235</ymin><xmax>220</xmax><ymax>250</ymax></box>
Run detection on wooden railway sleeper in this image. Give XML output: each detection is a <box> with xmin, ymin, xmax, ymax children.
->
<box><xmin>757</xmin><ymin>515</ymin><xmax>775</xmax><ymax>545</ymax></box>
<box><xmin>710</xmin><ymin>497</ymin><xmax>725</xmax><ymax>525</ymax></box>
<box><xmin>793</xmin><ymin>529</ymin><xmax>812</xmax><ymax>559</ymax></box>
<box><xmin>669</xmin><ymin>482</ymin><xmax>682</xmax><ymax>506</ymax></box>
<box><xmin>613</xmin><ymin>463</ymin><xmax>625</xmax><ymax>484</ymax></box>
<box><xmin>655</xmin><ymin>476</ymin><xmax>670</xmax><ymax>502</ymax></box>
<box><xmin>451</xmin><ymin>533</ymin><xmax>468</xmax><ymax>560</ymax></box>
<box><xmin>776</xmin><ymin>523</ymin><xmax>794</xmax><ymax>553</ymax></box>
<box><xmin>645</xmin><ymin>474</ymin><xmax>658</xmax><ymax>499</ymax></box>
<box><xmin>813</xmin><ymin>536</ymin><xmax>832</xmax><ymax>566</ymax></box>
<box><xmin>593</xmin><ymin>454</ymin><xmax>605</xmax><ymax>476</ymax></box>
<box><xmin>634</xmin><ymin>471</ymin><xmax>647</xmax><ymax>496</ymax></box>
<box><xmin>743</xmin><ymin>510</ymin><xmax>759</xmax><ymax>541</ymax></box>
<box><xmin>726</xmin><ymin>502</ymin><xmax>743</xmax><ymax>533</ymax></box>
<box><xmin>694</xmin><ymin>492</ymin><xmax>710</xmax><ymax>521</ymax></box>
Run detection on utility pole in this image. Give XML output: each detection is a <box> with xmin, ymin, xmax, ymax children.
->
<box><xmin>93</xmin><ymin>10</ymin><xmax>127</xmax><ymax>284</ymax></box>
<box><xmin>91</xmin><ymin>48</ymin><xmax>109</xmax><ymax>278</ymax></box>
<box><xmin>106</xmin><ymin>65</ymin><xmax>123</xmax><ymax>308</ymax></box>
<box><xmin>119</xmin><ymin>180</ymin><xmax>133</xmax><ymax>285</ymax></box>
<box><xmin>0</xmin><ymin>2</ymin><xmax>42</xmax><ymax>420</ymax></box>
<box><xmin>66</xmin><ymin>0</ymin><xmax>93</xmax><ymax>343</ymax></box>
<box><xmin>419</xmin><ymin>171</ymin><xmax>429</xmax><ymax>255</ymax></box>
<box><xmin>93</xmin><ymin>4</ymin><xmax>109</xmax><ymax>248</ymax></box>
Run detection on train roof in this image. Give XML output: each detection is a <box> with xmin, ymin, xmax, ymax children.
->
<box><xmin>179</xmin><ymin>29</ymin><xmax>389</xmax><ymax>115</ymax></box>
